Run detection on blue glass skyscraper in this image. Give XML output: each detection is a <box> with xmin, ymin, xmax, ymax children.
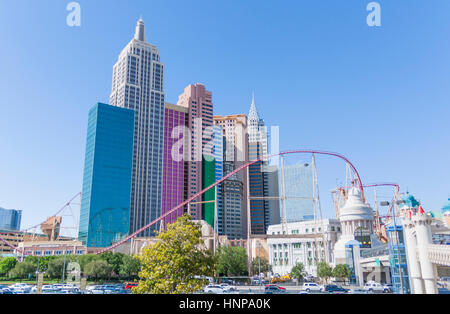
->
<box><xmin>0</xmin><ymin>208</ymin><xmax>22</xmax><ymax>231</ymax></box>
<box><xmin>78</xmin><ymin>103</ymin><xmax>134</xmax><ymax>248</ymax></box>
<box><xmin>281</xmin><ymin>161</ymin><xmax>314</xmax><ymax>222</ymax></box>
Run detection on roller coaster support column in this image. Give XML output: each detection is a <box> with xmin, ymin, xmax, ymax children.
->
<box><xmin>246</xmin><ymin>166</ymin><xmax>252</xmax><ymax>276</ymax></box>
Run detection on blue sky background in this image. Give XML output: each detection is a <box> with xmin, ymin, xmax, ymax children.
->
<box><xmin>0</xmin><ymin>0</ymin><xmax>449</xmax><ymax>230</ymax></box>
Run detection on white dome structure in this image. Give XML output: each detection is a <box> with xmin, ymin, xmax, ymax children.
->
<box><xmin>333</xmin><ymin>187</ymin><xmax>375</xmax><ymax>267</ymax></box>
<box><xmin>339</xmin><ymin>187</ymin><xmax>374</xmax><ymax>235</ymax></box>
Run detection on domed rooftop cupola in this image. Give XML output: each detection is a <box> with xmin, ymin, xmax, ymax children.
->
<box><xmin>402</xmin><ymin>192</ymin><xmax>420</xmax><ymax>209</ymax></box>
<box><xmin>339</xmin><ymin>187</ymin><xmax>374</xmax><ymax>223</ymax></box>
<box><xmin>442</xmin><ymin>198</ymin><xmax>450</xmax><ymax>215</ymax></box>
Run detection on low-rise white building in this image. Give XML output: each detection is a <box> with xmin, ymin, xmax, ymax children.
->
<box><xmin>267</xmin><ymin>219</ymin><xmax>341</xmax><ymax>276</ymax></box>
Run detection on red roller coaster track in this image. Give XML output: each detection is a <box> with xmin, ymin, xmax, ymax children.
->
<box><xmin>0</xmin><ymin>150</ymin><xmax>366</xmax><ymax>256</ymax></box>
<box><xmin>97</xmin><ymin>149</ymin><xmax>365</xmax><ymax>254</ymax></box>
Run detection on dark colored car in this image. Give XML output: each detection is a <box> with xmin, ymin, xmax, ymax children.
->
<box><xmin>124</xmin><ymin>282</ymin><xmax>138</xmax><ymax>290</ymax></box>
<box><xmin>264</xmin><ymin>285</ymin><xmax>287</xmax><ymax>294</ymax></box>
<box><xmin>322</xmin><ymin>285</ymin><xmax>349</xmax><ymax>294</ymax></box>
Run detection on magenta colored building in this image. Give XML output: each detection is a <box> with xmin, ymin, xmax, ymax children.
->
<box><xmin>161</xmin><ymin>103</ymin><xmax>189</xmax><ymax>225</ymax></box>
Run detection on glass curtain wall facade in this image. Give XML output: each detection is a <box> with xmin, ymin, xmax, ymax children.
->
<box><xmin>110</xmin><ymin>19</ymin><xmax>165</xmax><ymax>236</ymax></box>
<box><xmin>281</xmin><ymin>161</ymin><xmax>315</xmax><ymax>222</ymax></box>
<box><xmin>0</xmin><ymin>208</ymin><xmax>22</xmax><ymax>231</ymax></box>
<box><xmin>386</xmin><ymin>222</ymin><xmax>411</xmax><ymax>294</ymax></box>
<box><xmin>213</xmin><ymin>126</ymin><xmax>224</xmax><ymax>234</ymax></box>
<box><xmin>78</xmin><ymin>103</ymin><xmax>134</xmax><ymax>248</ymax></box>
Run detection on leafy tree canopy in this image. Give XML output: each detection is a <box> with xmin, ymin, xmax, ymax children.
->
<box><xmin>317</xmin><ymin>261</ymin><xmax>333</xmax><ymax>283</ymax></box>
<box><xmin>216</xmin><ymin>246</ymin><xmax>248</xmax><ymax>277</ymax></box>
<box><xmin>290</xmin><ymin>262</ymin><xmax>305</xmax><ymax>281</ymax></box>
<box><xmin>332</xmin><ymin>264</ymin><xmax>351</xmax><ymax>281</ymax></box>
<box><xmin>84</xmin><ymin>260</ymin><xmax>112</xmax><ymax>280</ymax></box>
<box><xmin>0</xmin><ymin>257</ymin><xmax>17</xmax><ymax>276</ymax></box>
<box><xmin>134</xmin><ymin>215</ymin><xmax>216</xmax><ymax>294</ymax></box>
<box><xmin>119</xmin><ymin>254</ymin><xmax>140</xmax><ymax>279</ymax></box>
<box><xmin>9</xmin><ymin>262</ymin><xmax>36</xmax><ymax>279</ymax></box>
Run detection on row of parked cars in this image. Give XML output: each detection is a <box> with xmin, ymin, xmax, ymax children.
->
<box><xmin>0</xmin><ymin>282</ymin><xmax>138</xmax><ymax>294</ymax></box>
<box><xmin>261</xmin><ymin>281</ymin><xmax>393</xmax><ymax>294</ymax></box>
<box><xmin>203</xmin><ymin>283</ymin><xmax>238</xmax><ymax>294</ymax></box>
<box><xmin>0</xmin><ymin>283</ymin><xmax>83</xmax><ymax>294</ymax></box>
<box><xmin>300</xmin><ymin>281</ymin><xmax>393</xmax><ymax>294</ymax></box>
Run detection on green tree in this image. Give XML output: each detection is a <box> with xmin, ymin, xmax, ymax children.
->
<box><xmin>290</xmin><ymin>262</ymin><xmax>305</xmax><ymax>285</ymax></box>
<box><xmin>9</xmin><ymin>262</ymin><xmax>36</xmax><ymax>279</ymax></box>
<box><xmin>134</xmin><ymin>215</ymin><xmax>216</xmax><ymax>294</ymax></box>
<box><xmin>46</xmin><ymin>257</ymin><xmax>76</xmax><ymax>279</ymax></box>
<box><xmin>317</xmin><ymin>261</ymin><xmax>333</xmax><ymax>283</ymax></box>
<box><xmin>0</xmin><ymin>257</ymin><xmax>17</xmax><ymax>276</ymax></box>
<box><xmin>332</xmin><ymin>264</ymin><xmax>351</xmax><ymax>283</ymax></box>
<box><xmin>84</xmin><ymin>260</ymin><xmax>112</xmax><ymax>281</ymax></box>
<box><xmin>119</xmin><ymin>254</ymin><xmax>140</xmax><ymax>279</ymax></box>
<box><xmin>76</xmin><ymin>254</ymin><xmax>101</xmax><ymax>273</ymax></box>
<box><xmin>100</xmin><ymin>252</ymin><xmax>125</xmax><ymax>277</ymax></box>
<box><xmin>24</xmin><ymin>256</ymin><xmax>56</xmax><ymax>273</ymax></box>
<box><xmin>216</xmin><ymin>246</ymin><xmax>248</xmax><ymax>277</ymax></box>
<box><xmin>251</xmin><ymin>257</ymin><xmax>272</xmax><ymax>276</ymax></box>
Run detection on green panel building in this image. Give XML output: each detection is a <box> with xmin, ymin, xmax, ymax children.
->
<box><xmin>202</xmin><ymin>157</ymin><xmax>216</xmax><ymax>228</ymax></box>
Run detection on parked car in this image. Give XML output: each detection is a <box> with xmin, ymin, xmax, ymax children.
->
<box><xmin>251</xmin><ymin>278</ymin><xmax>268</xmax><ymax>285</ymax></box>
<box><xmin>204</xmin><ymin>284</ymin><xmax>226</xmax><ymax>294</ymax></box>
<box><xmin>124</xmin><ymin>282</ymin><xmax>138</xmax><ymax>290</ymax></box>
<box><xmin>301</xmin><ymin>282</ymin><xmax>321</xmax><ymax>292</ymax></box>
<box><xmin>364</xmin><ymin>281</ymin><xmax>390</xmax><ymax>293</ymax></box>
<box><xmin>220</xmin><ymin>283</ymin><xmax>237</xmax><ymax>291</ymax></box>
<box><xmin>264</xmin><ymin>285</ymin><xmax>286</xmax><ymax>294</ymax></box>
<box><xmin>383</xmin><ymin>284</ymin><xmax>393</xmax><ymax>293</ymax></box>
<box><xmin>321</xmin><ymin>285</ymin><xmax>349</xmax><ymax>294</ymax></box>
<box><xmin>0</xmin><ymin>287</ymin><xmax>13</xmax><ymax>294</ymax></box>
<box><xmin>9</xmin><ymin>283</ymin><xmax>32</xmax><ymax>292</ymax></box>
<box><xmin>86</xmin><ymin>285</ymin><xmax>105</xmax><ymax>294</ymax></box>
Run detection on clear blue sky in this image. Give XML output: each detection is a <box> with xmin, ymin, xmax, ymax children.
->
<box><xmin>1</xmin><ymin>0</ymin><xmax>449</xmax><ymax>230</ymax></box>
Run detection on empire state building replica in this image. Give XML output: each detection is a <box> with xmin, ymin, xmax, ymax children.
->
<box><xmin>110</xmin><ymin>19</ymin><xmax>165</xmax><ymax>236</ymax></box>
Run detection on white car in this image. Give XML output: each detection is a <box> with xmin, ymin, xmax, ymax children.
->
<box><xmin>364</xmin><ymin>281</ymin><xmax>389</xmax><ymax>293</ymax></box>
<box><xmin>383</xmin><ymin>284</ymin><xmax>393</xmax><ymax>293</ymax></box>
<box><xmin>86</xmin><ymin>285</ymin><xmax>105</xmax><ymax>294</ymax></box>
<box><xmin>204</xmin><ymin>284</ymin><xmax>225</xmax><ymax>294</ymax></box>
<box><xmin>301</xmin><ymin>282</ymin><xmax>321</xmax><ymax>292</ymax></box>
<box><xmin>220</xmin><ymin>283</ymin><xmax>236</xmax><ymax>292</ymax></box>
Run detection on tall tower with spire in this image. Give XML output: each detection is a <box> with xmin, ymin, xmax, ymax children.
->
<box><xmin>110</xmin><ymin>19</ymin><xmax>165</xmax><ymax>237</ymax></box>
<box><xmin>247</xmin><ymin>95</ymin><xmax>271</xmax><ymax>234</ymax></box>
